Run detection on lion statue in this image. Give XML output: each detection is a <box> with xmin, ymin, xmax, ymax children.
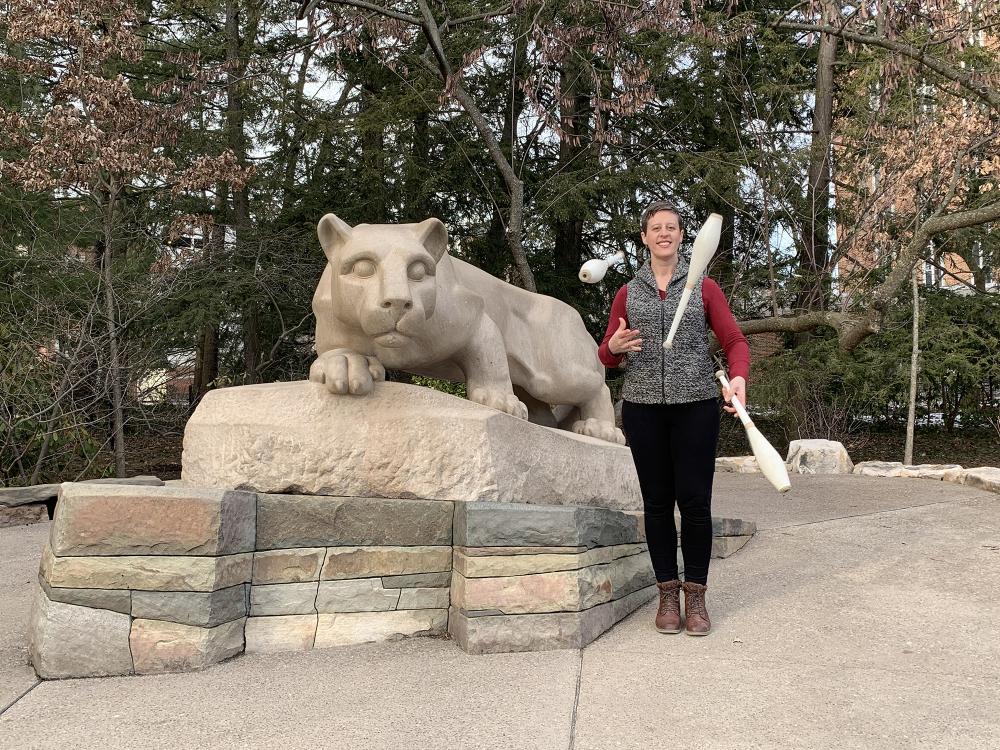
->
<box><xmin>308</xmin><ymin>213</ymin><xmax>624</xmax><ymax>445</ymax></box>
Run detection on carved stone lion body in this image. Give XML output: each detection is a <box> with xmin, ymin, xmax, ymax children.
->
<box><xmin>309</xmin><ymin>214</ymin><xmax>624</xmax><ymax>444</ymax></box>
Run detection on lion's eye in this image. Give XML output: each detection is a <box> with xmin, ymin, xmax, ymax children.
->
<box><xmin>352</xmin><ymin>259</ymin><xmax>376</xmax><ymax>278</ymax></box>
<box><xmin>408</xmin><ymin>262</ymin><xmax>429</xmax><ymax>281</ymax></box>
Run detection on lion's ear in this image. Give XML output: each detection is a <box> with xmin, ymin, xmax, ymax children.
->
<box><xmin>413</xmin><ymin>218</ymin><xmax>448</xmax><ymax>263</ymax></box>
<box><xmin>317</xmin><ymin>213</ymin><xmax>353</xmax><ymax>262</ymax></box>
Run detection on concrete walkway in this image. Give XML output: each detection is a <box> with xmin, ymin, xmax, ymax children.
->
<box><xmin>1</xmin><ymin>474</ymin><xmax>998</xmax><ymax>749</ymax></box>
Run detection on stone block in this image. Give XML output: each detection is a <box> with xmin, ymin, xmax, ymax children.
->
<box><xmin>853</xmin><ymin>461</ymin><xmax>962</xmax><ymax>479</ymax></box>
<box><xmin>131</xmin><ymin>584</ymin><xmax>247</xmax><ymax>627</ymax></box>
<box><xmin>249</xmin><ymin>582</ymin><xmax>319</xmax><ymax>616</ymax></box>
<box><xmin>0</xmin><ymin>475</ymin><xmax>162</xmax><ymax>507</ymax></box>
<box><xmin>957</xmin><ymin>467</ymin><xmax>1000</xmax><ymax>493</ymax></box>
<box><xmin>0</xmin><ymin>504</ymin><xmax>47</xmax><ymax>528</ymax></box>
<box><xmin>320</xmin><ymin>546</ymin><xmax>451</xmax><ymax>580</ymax></box>
<box><xmin>313</xmin><ymin>609</ymin><xmax>447</xmax><ymax>648</ymax></box>
<box><xmin>715</xmin><ymin>456</ymin><xmax>760</xmax><ymax>473</ymax></box>
<box><xmin>50</xmin><ymin>484</ymin><xmax>256</xmax><ymax>557</ymax></box>
<box><xmin>315</xmin><ymin>579</ymin><xmax>399</xmax><ymax>613</ymax></box>
<box><xmin>130</xmin><ymin>618</ymin><xmax>245</xmax><ymax>674</ymax></box>
<box><xmin>450</xmin><ymin>584</ymin><xmax>656</xmax><ymax>654</ymax></box>
<box><xmin>453</xmin><ymin>502</ymin><xmax>639</xmax><ymax>548</ymax></box>
<box><xmin>943</xmin><ymin>467</ymin><xmax>967</xmax><ymax>483</ymax></box>
<box><xmin>28</xmin><ymin>588</ymin><xmax>133</xmax><ymax>678</ymax></box>
<box><xmin>454</xmin><ymin>544</ymin><xmax>647</xmax><ymax>578</ymax></box>
<box><xmin>244</xmin><ymin>615</ymin><xmax>317</xmax><ymax>653</ymax></box>
<box><xmin>712</xmin><ymin>517</ymin><xmax>757</xmax><ymax>537</ymax></box>
<box><xmin>40</xmin><ymin>546</ymin><xmax>252</xmax><ymax>592</ymax></box>
<box><xmin>397</xmin><ymin>587</ymin><xmax>450</xmax><ymax>609</ymax></box>
<box><xmin>252</xmin><ymin>548</ymin><xmax>326</xmax><ymax>584</ymax></box>
<box><xmin>786</xmin><ymin>439</ymin><xmax>853</xmax><ymax>474</ymax></box>
<box><xmin>182</xmin><ymin>381</ymin><xmax>641</xmax><ymax>509</ymax></box>
<box><xmin>712</xmin><ymin>535</ymin><xmax>752</xmax><ymax>558</ymax></box>
<box><xmin>380</xmin><ymin>571</ymin><xmax>451</xmax><ymax>588</ymax></box>
<box><xmin>452</xmin><ymin>553</ymin><xmax>653</xmax><ymax>615</ymax></box>
<box><xmin>39</xmin><ymin>577</ymin><xmax>131</xmax><ymax>614</ymax></box>
<box><xmin>255</xmin><ymin>494</ymin><xmax>453</xmax><ymax>550</ymax></box>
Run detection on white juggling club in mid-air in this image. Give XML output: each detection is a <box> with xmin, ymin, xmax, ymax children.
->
<box><xmin>579</xmin><ymin>251</ymin><xmax>625</xmax><ymax>284</ymax></box>
<box><xmin>663</xmin><ymin>213</ymin><xmax>723</xmax><ymax>349</ymax></box>
<box><xmin>716</xmin><ymin>370</ymin><xmax>791</xmax><ymax>493</ymax></box>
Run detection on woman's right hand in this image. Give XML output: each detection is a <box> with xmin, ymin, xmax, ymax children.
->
<box><xmin>608</xmin><ymin>317</ymin><xmax>643</xmax><ymax>355</ymax></box>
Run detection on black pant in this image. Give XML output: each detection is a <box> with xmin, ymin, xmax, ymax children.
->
<box><xmin>622</xmin><ymin>398</ymin><xmax>720</xmax><ymax>586</ymax></box>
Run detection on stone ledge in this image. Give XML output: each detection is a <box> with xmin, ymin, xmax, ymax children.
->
<box><xmin>853</xmin><ymin>461</ymin><xmax>962</xmax><ymax>479</ymax></box>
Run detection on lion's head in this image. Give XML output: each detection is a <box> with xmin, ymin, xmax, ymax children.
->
<box><xmin>317</xmin><ymin>213</ymin><xmax>448</xmax><ymax>350</ymax></box>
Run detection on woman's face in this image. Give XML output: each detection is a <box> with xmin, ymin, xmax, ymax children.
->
<box><xmin>641</xmin><ymin>210</ymin><xmax>683</xmax><ymax>263</ymax></box>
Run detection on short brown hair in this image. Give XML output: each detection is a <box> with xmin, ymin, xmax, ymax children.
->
<box><xmin>640</xmin><ymin>201</ymin><xmax>684</xmax><ymax>234</ymax></box>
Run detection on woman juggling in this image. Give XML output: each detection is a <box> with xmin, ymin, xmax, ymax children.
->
<box><xmin>598</xmin><ymin>201</ymin><xmax>749</xmax><ymax>636</ymax></box>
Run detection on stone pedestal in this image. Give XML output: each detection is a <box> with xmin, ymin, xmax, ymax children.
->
<box><xmin>28</xmin><ymin>384</ymin><xmax>762</xmax><ymax>678</ymax></box>
<box><xmin>181</xmin><ymin>381</ymin><xmax>641</xmax><ymax>509</ymax></box>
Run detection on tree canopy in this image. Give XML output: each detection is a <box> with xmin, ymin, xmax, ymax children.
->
<box><xmin>2</xmin><ymin>0</ymin><xmax>998</xmax><ymax>483</ymax></box>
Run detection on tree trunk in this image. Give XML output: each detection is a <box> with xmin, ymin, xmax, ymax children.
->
<box><xmin>904</xmin><ymin>272</ymin><xmax>919</xmax><ymax>464</ymax></box>
<box><xmin>360</xmin><ymin>32</ymin><xmax>388</xmax><ymax>220</ymax></box>
<box><xmin>796</xmin><ymin>0</ymin><xmax>839</xmax><ymax>311</ymax></box>
<box><xmin>552</xmin><ymin>55</ymin><xmax>590</xmax><ymax>295</ymax></box>
<box><xmin>225</xmin><ymin>0</ymin><xmax>259</xmax><ymax>383</ymax></box>
<box><xmin>100</xmin><ymin>191</ymin><xmax>126</xmax><ymax>477</ymax></box>
<box><xmin>402</xmin><ymin>111</ymin><xmax>431</xmax><ymax>221</ymax></box>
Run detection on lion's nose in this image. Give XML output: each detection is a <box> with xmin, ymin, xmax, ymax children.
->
<box><xmin>381</xmin><ymin>299</ymin><xmax>412</xmax><ymax>310</ymax></box>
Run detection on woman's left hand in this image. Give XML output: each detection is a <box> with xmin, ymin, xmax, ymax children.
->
<box><xmin>722</xmin><ymin>375</ymin><xmax>746</xmax><ymax>417</ymax></box>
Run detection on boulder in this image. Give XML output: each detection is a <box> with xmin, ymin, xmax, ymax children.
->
<box><xmin>182</xmin><ymin>381</ymin><xmax>641</xmax><ymax>509</ymax></box>
<box><xmin>786</xmin><ymin>439</ymin><xmax>854</xmax><ymax>474</ymax></box>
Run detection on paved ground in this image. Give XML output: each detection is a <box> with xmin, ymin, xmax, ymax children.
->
<box><xmin>1</xmin><ymin>474</ymin><xmax>998</xmax><ymax>749</ymax></box>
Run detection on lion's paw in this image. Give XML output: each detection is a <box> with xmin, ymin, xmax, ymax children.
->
<box><xmin>469</xmin><ymin>387</ymin><xmax>528</xmax><ymax>420</ymax></box>
<box><xmin>309</xmin><ymin>349</ymin><xmax>385</xmax><ymax>395</ymax></box>
<box><xmin>572</xmin><ymin>418</ymin><xmax>626</xmax><ymax>445</ymax></box>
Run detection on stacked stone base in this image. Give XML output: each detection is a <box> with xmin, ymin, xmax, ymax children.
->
<box><xmin>448</xmin><ymin>503</ymin><xmax>656</xmax><ymax>653</ymax></box>
<box><xmin>29</xmin><ymin>483</ymin><xmax>757</xmax><ymax>678</ymax></box>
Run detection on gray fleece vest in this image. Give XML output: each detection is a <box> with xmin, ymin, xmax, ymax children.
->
<box><xmin>621</xmin><ymin>257</ymin><xmax>720</xmax><ymax>405</ymax></box>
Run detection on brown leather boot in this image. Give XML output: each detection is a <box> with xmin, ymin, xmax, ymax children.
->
<box><xmin>682</xmin><ymin>581</ymin><xmax>711</xmax><ymax>636</ymax></box>
<box><xmin>655</xmin><ymin>580</ymin><xmax>682</xmax><ymax>634</ymax></box>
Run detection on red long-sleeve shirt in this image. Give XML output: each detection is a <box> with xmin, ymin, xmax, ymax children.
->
<box><xmin>597</xmin><ymin>278</ymin><xmax>750</xmax><ymax>381</ymax></box>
